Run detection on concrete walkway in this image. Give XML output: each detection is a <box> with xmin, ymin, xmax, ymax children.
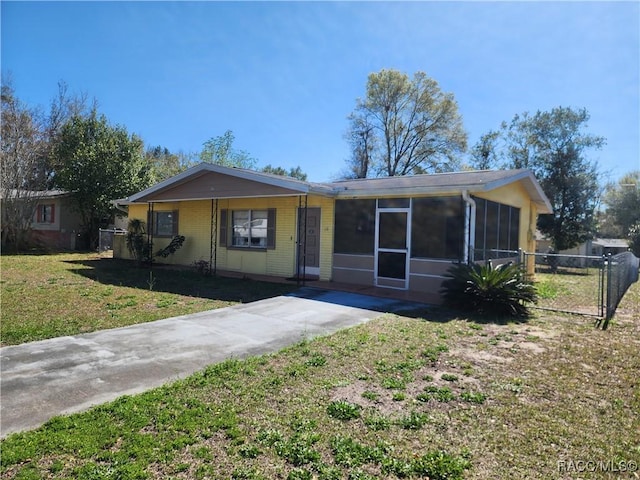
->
<box><xmin>0</xmin><ymin>288</ymin><xmax>425</xmax><ymax>438</ymax></box>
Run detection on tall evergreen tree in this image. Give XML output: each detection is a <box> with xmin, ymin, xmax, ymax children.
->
<box><xmin>474</xmin><ymin>107</ymin><xmax>604</xmax><ymax>251</ymax></box>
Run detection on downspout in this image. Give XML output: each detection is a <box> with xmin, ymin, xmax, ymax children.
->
<box><xmin>462</xmin><ymin>191</ymin><xmax>476</xmax><ymax>264</ymax></box>
<box><xmin>111</xmin><ymin>200</ymin><xmax>129</xmax><ymax>218</ymax></box>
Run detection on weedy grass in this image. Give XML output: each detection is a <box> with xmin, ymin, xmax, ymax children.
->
<box><xmin>534</xmin><ymin>271</ymin><xmax>603</xmax><ymax>315</ymax></box>
<box><xmin>1</xmin><ymin>254</ymin><xmax>639</xmax><ymax>479</ymax></box>
<box><xmin>0</xmin><ymin>252</ymin><xmax>296</xmax><ymax>346</ymax></box>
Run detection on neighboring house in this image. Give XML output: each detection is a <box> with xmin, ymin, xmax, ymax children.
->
<box><xmin>1</xmin><ymin>190</ymin><xmax>83</xmax><ymax>250</ymax></box>
<box><xmin>591</xmin><ymin>238</ymin><xmax>630</xmax><ymax>257</ymax></box>
<box><xmin>114</xmin><ymin>163</ymin><xmax>552</xmax><ymax>304</ymax></box>
<box><xmin>535</xmin><ymin>233</ymin><xmax>629</xmax><ymax>267</ymax></box>
<box><xmin>30</xmin><ymin>190</ymin><xmax>83</xmax><ymax>250</ymax></box>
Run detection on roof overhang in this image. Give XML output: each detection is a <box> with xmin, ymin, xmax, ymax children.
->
<box><xmin>118</xmin><ymin>166</ymin><xmax>552</xmax><ymax>214</ymax></box>
<box><xmin>476</xmin><ymin>170</ymin><xmax>553</xmax><ymax>214</ymax></box>
<box><xmin>124</xmin><ymin>163</ymin><xmax>334</xmax><ymax>203</ymax></box>
<box><xmin>332</xmin><ymin>170</ymin><xmax>553</xmax><ymax>214</ymax></box>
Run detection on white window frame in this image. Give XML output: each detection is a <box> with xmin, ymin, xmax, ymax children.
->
<box><xmin>232</xmin><ymin>209</ymin><xmax>268</xmax><ymax>248</ymax></box>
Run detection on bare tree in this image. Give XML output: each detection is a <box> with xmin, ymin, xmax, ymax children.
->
<box><xmin>344</xmin><ymin>69</ymin><xmax>467</xmax><ymax>178</ymax></box>
<box><xmin>1</xmin><ymin>79</ymin><xmax>91</xmax><ymax>250</ymax></box>
<box><xmin>1</xmin><ymin>81</ymin><xmax>47</xmax><ymax>250</ymax></box>
<box><xmin>342</xmin><ymin>112</ymin><xmax>376</xmax><ymax>178</ymax></box>
<box><xmin>42</xmin><ymin>81</ymin><xmax>91</xmax><ymax>187</ymax></box>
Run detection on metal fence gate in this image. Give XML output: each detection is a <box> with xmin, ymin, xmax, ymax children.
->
<box><xmin>98</xmin><ymin>228</ymin><xmax>125</xmax><ymax>252</ymax></box>
<box><xmin>520</xmin><ymin>250</ymin><xmax>639</xmax><ymax>328</ymax></box>
<box><xmin>522</xmin><ymin>251</ymin><xmax>606</xmax><ymax>319</ymax></box>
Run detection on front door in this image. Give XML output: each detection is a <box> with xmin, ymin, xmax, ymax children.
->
<box><xmin>375</xmin><ymin>209</ymin><xmax>410</xmax><ymax>289</ymax></box>
<box><xmin>297</xmin><ymin>207</ymin><xmax>321</xmax><ymax>278</ymax></box>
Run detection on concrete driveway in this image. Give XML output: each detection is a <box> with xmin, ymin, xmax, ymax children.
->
<box><xmin>0</xmin><ymin>287</ymin><xmax>425</xmax><ymax>438</ymax></box>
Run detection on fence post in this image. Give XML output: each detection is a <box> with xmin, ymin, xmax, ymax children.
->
<box><xmin>603</xmin><ymin>253</ymin><xmax>613</xmax><ymax>329</ymax></box>
<box><xmin>599</xmin><ymin>254</ymin><xmax>606</xmax><ymax>319</ymax></box>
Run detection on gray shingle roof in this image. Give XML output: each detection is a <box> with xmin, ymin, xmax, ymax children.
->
<box><xmin>119</xmin><ymin>163</ymin><xmax>552</xmax><ymax>213</ymax></box>
<box><xmin>328</xmin><ymin>169</ymin><xmax>552</xmax><ymax>213</ymax></box>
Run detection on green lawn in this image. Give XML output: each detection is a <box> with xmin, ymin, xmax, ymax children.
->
<box><xmin>0</xmin><ymin>252</ymin><xmax>296</xmax><ymax>346</ymax></box>
<box><xmin>1</xmin><ymin>253</ymin><xmax>639</xmax><ymax>479</ymax></box>
<box><xmin>534</xmin><ymin>270</ymin><xmax>605</xmax><ymax>316</ymax></box>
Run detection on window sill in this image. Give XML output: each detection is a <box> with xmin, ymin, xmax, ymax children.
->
<box><xmin>227</xmin><ymin>246</ymin><xmax>268</xmax><ymax>252</ymax></box>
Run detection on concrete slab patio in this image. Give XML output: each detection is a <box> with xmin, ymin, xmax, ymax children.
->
<box><xmin>0</xmin><ymin>287</ymin><xmax>426</xmax><ymax>438</ymax></box>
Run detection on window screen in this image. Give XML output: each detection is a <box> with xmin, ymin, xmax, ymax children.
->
<box><xmin>411</xmin><ymin>197</ymin><xmax>464</xmax><ymax>260</ymax></box>
<box><xmin>334</xmin><ymin>199</ymin><xmax>376</xmax><ymax>255</ymax></box>
<box><xmin>378</xmin><ymin>212</ymin><xmax>407</xmax><ymax>249</ymax></box>
<box><xmin>473</xmin><ymin>198</ymin><xmax>520</xmax><ymax>260</ymax></box>
<box><xmin>378</xmin><ymin>252</ymin><xmax>406</xmax><ymax>279</ymax></box>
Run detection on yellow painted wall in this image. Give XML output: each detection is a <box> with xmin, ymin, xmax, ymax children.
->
<box><xmin>314</xmin><ymin>196</ymin><xmax>336</xmax><ymax>281</ymax></box>
<box><xmin>120</xmin><ymin>183</ymin><xmax>540</xmax><ymax>280</ymax></box>
<box><xmin>121</xmin><ymin>195</ymin><xmax>335</xmax><ymax>281</ymax></box>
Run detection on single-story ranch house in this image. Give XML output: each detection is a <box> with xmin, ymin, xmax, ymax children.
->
<box><xmin>0</xmin><ymin>189</ymin><xmax>84</xmax><ymax>250</ymax></box>
<box><xmin>114</xmin><ymin>163</ymin><xmax>552</xmax><ymax>303</ymax></box>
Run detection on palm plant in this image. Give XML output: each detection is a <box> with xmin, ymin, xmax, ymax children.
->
<box><xmin>440</xmin><ymin>261</ymin><xmax>537</xmax><ymax>318</ymax></box>
<box><xmin>125</xmin><ymin>219</ymin><xmax>150</xmax><ymax>264</ymax></box>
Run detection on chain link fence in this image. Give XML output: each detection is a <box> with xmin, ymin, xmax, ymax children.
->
<box><xmin>518</xmin><ymin>250</ymin><xmax>639</xmax><ymax>328</ymax></box>
<box><xmin>522</xmin><ymin>251</ymin><xmax>606</xmax><ymax>318</ymax></box>
<box><xmin>603</xmin><ymin>251</ymin><xmax>640</xmax><ymax>329</ymax></box>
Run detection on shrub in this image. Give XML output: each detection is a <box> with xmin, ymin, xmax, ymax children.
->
<box><xmin>440</xmin><ymin>261</ymin><xmax>537</xmax><ymax>318</ymax></box>
<box><xmin>125</xmin><ymin>219</ymin><xmax>150</xmax><ymax>264</ymax></box>
<box><xmin>193</xmin><ymin>259</ymin><xmax>210</xmax><ymax>275</ymax></box>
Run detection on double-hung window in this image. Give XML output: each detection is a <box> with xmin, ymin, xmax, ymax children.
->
<box><xmin>220</xmin><ymin>208</ymin><xmax>276</xmax><ymax>249</ymax></box>
<box><xmin>149</xmin><ymin>211</ymin><xmax>178</xmax><ymax>237</ymax></box>
<box><xmin>36</xmin><ymin>204</ymin><xmax>55</xmax><ymax>223</ymax></box>
<box><xmin>232</xmin><ymin>210</ymin><xmax>268</xmax><ymax>247</ymax></box>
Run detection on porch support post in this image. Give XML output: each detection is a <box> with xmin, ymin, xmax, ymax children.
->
<box><xmin>296</xmin><ymin>196</ymin><xmax>302</xmax><ymax>287</ymax></box>
<box><xmin>302</xmin><ymin>194</ymin><xmax>308</xmax><ymax>287</ymax></box>
<box><xmin>210</xmin><ymin>198</ymin><xmax>218</xmax><ymax>276</ymax></box>
<box><xmin>147</xmin><ymin>202</ymin><xmax>154</xmax><ymax>271</ymax></box>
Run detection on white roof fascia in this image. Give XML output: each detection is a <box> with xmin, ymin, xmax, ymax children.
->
<box><xmin>120</xmin><ymin>193</ymin><xmax>317</xmax><ymax>204</ymax></box>
<box><xmin>333</xmin><ymin>185</ymin><xmax>480</xmax><ymax>198</ymax></box>
<box><xmin>481</xmin><ymin>170</ymin><xmax>553</xmax><ymax>213</ymax></box>
<box><xmin>332</xmin><ymin>170</ymin><xmax>553</xmax><ymax>214</ymax></box>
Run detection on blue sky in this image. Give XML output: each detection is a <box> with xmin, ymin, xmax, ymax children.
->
<box><xmin>2</xmin><ymin>1</ymin><xmax>638</xmax><ymax>183</ymax></box>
